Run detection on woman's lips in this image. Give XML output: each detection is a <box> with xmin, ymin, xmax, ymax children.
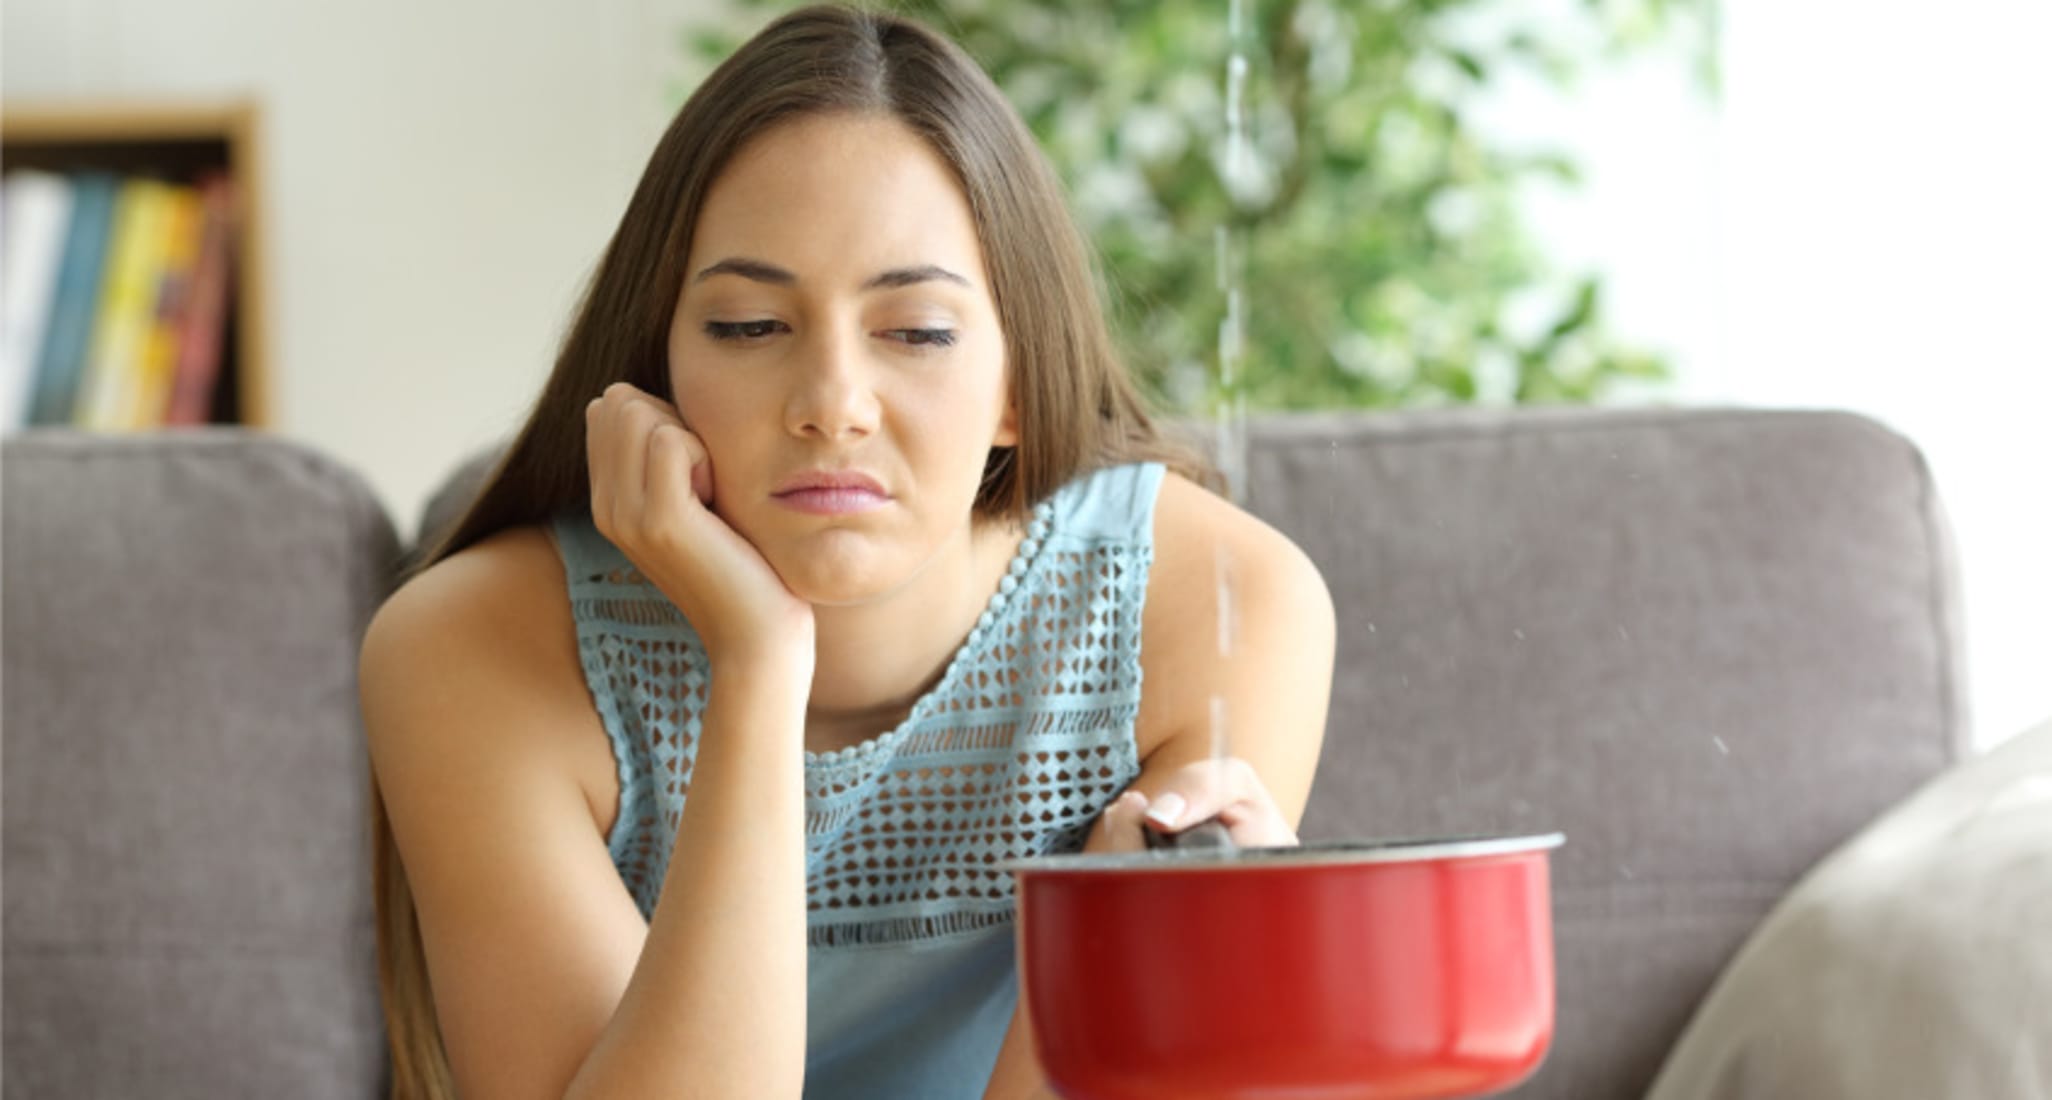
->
<box><xmin>773</xmin><ymin>486</ymin><xmax>889</xmax><ymax>515</ymax></box>
<box><xmin>771</xmin><ymin>470</ymin><xmax>890</xmax><ymax>515</ymax></box>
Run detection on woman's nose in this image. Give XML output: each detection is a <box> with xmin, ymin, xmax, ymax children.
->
<box><xmin>783</xmin><ymin>330</ymin><xmax>880</xmax><ymax>441</ymax></box>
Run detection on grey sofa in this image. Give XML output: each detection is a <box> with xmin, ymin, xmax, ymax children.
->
<box><xmin>2</xmin><ymin>406</ymin><xmax>1968</xmax><ymax>1098</ymax></box>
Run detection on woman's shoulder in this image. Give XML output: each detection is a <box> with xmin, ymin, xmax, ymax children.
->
<box><xmin>1146</xmin><ymin>472</ymin><xmax>1330</xmax><ymax>618</ymax></box>
<box><xmin>360</xmin><ymin>524</ymin><xmax>617</xmax><ymax>832</ymax></box>
<box><xmin>361</xmin><ymin>524</ymin><xmax>589</xmax><ymax>727</ymax></box>
<box><xmin>361</xmin><ymin>523</ymin><xmax>619</xmax><ymax>833</ymax></box>
<box><xmin>1135</xmin><ymin>472</ymin><xmax>1336</xmax><ymax>760</ymax></box>
<box><xmin>369</xmin><ymin>524</ymin><xmax>572</xmax><ymax>663</ymax></box>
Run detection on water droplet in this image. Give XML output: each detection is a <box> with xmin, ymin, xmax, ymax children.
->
<box><xmin>1214</xmin><ymin>544</ymin><xmax>1237</xmax><ymax>658</ymax></box>
<box><xmin>1712</xmin><ymin>735</ymin><xmax>1730</xmax><ymax>756</ymax></box>
<box><xmin>1512</xmin><ymin>629</ymin><xmax>1525</xmax><ymax>641</ymax></box>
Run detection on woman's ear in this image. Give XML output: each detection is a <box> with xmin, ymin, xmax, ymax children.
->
<box><xmin>993</xmin><ymin>400</ymin><xmax>1020</xmax><ymax>447</ymax></box>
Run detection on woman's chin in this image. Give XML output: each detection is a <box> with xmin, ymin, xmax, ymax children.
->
<box><xmin>784</xmin><ymin>575</ymin><xmax>889</xmax><ymax>607</ymax></box>
<box><xmin>765</xmin><ymin>540</ymin><xmax>905</xmax><ymax>607</ymax></box>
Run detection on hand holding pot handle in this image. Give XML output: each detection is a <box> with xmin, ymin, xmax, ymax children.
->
<box><xmin>1142</xmin><ymin>816</ymin><xmax>1236</xmax><ymax>851</ymax></box>
<box><xmin>1092</xmin><ymin>756</ymin><xmax>1300</xmax><ymax>854</ymax></box>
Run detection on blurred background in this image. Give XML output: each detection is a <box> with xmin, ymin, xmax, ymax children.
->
<box><xmin>3</xmin><ymin>0</ymin><xmax>2046</xmax><ymax>747</ymax></box>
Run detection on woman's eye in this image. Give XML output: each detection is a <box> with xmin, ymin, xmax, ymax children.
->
<box><xmin>888</xmin><ymin>328</ymin><xmax>958</xmax><ymax>348</ymax></box>
<box><xmin>704</xmin><ymin>319</ymin><xmax>786</xmax><ymax>342</ymax></box>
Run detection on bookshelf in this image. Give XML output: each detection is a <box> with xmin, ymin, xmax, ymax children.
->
<box><xmin>1</xmin><ymin>99</ymin><xmax>270</xmax><ymax>429</ymax></box>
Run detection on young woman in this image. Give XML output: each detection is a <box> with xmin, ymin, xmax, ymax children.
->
<box><xmin>360</xmin><ymin>5</ymin><xmax>1335</xmax><ymax>1098</ymax></box>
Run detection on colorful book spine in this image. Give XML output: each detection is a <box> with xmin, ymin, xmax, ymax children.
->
<box><xmin>75</xmin><ymin>179</ymin><xmax>173</xmax><ymax>430</ymax></box>
<box><xmin>1</xmin><ymin>171</ymin><xmax>74</xmax><ymax>432</ymax></box>
<box><xmin>165</xmin><ymin>176</ymin><xmax>235</xmax><ymax>427</ymax></box>
<box><xmin>26</xmin><ymin>173</ymin><xmax>119</xmax><ymax>426</ymax></box>
<box><xmin>127</xmin><ymin>183</ymin><xmax>204</xmax><ymax>429</ymax></box>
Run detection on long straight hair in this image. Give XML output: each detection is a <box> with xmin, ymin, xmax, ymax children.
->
<box><xmin>372</xmin><ymin>5</ymin><xmax>1207</xmax><ymax>1094</ymax></box>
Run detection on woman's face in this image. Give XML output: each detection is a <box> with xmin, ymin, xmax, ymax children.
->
<box><xmin>669</xmin><ymin>111</ymin><xmax>1017</xmax><ymax>606</ymax></box>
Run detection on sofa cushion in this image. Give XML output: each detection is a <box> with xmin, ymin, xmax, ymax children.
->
<box><xmin>2</xmin><ymin>430</ymin><xmax>400</xmax><ymax>1099</ymax></box>
<box><xmin>1644</xmin><ymin>713</ymin><xmax>2052</xmax><ymax>1099</ymax></box>
<box><xmin>1239</xmin><ymin>407</ymin><xmax>1966</xmax><ymax>1098</ymax></box>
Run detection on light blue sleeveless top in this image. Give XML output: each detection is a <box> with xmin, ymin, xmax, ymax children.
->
<box><xmin>550</xmin><ymin>461</ymin><xmax>1165</xmax><ymax>1099</ymax></box>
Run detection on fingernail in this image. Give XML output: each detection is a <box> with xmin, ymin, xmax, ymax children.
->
<box><xmin>1145</xmin><ymin>792</ymin><xmax>1186</xmax><ymax>829</ymax></box>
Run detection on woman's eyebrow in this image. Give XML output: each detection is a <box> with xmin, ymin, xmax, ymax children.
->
<box><xmin>863</xmin><ymin>263</ymin><xmax>971</xmax><ymax>290</ymax></box>
<box><xmin>692</xmin><ymin>257</ymin><xmax>972</xmax><ymax>290</ymax></box>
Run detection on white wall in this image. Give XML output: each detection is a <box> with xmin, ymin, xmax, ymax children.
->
<box><xmin>8</xmin><ymin>0</ymin><xmax>2044</xmax><ymax>744</ymax></box>
<box><xmin>1470</xmin><ymin>0</ymin><xmax>2051</xmax><ymax>746</ymax></box>
<box><xmin>1717</xmin><ymin>0</ymin><xmax>2052</xmax><ymax>748</ymax></box>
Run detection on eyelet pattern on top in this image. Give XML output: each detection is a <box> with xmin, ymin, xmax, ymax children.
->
<box><xmin>555</xmin><ymin>463</ymin><xmax>1164</xmax><ymax>948</ymax></box>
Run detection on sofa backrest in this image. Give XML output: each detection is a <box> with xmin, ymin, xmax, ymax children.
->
<box><xmin>2</xmin><ymin>431</ymin><xmax>400</xmax><ymax>1099</ymax></box>
<box><xmin>3</xmin><ymin>406</ymin><xmax>1960</xmax><ymax>1098</ymax></box>
<box><xmin>1240</xmin><ymin>407</ymin><xmax>1966</xmax><ymax>1097</ymax></box>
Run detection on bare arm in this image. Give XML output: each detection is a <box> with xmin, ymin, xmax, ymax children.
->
<box><xmin>363</xmin><ymin>540</ymin><xmax>814</xmax><ymax>1100</ymax></box>
<box><xmin>978</xmin><ymin>473</ymin><xmax>1337</xmax><ymax>1099</ymax></box>
<box><xmin>565</xmin><ymin>654</ymin><xmax>811</xmax><ymax>1098</ymax></box>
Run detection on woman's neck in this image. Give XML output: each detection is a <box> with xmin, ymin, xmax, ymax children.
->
<box><xmin>801</xmin><ymin>516</ymin><xmax>1023</xmax><ymax>754</ymax></box>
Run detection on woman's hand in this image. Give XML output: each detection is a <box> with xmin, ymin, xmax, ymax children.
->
<box><xmin>1089</xmin><ymin>756</ymin><xmax>1301</xmax><ymax>853</ymax></box>
<box><xmin>585</xmin><ymin>382</ymin><xmax>814</xmax><ymax>668</ymax></box>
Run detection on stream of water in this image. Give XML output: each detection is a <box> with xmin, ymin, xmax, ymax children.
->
<box><xmin>1208</xmin><ymin>0</ymin><xmax>1256</xmax><ymax>793</ymax></box>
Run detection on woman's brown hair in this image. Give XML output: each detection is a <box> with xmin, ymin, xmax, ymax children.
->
<box><xmin>372</xmin><ymin>4</ymin><xmax>1206</xmax><ymax>1094</ymax></box>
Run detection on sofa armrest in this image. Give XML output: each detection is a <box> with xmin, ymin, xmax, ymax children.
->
<box><xmin>2</xmin><ymin>429</ymin><xmax>401</xmax><ymax>1097</ymax></box>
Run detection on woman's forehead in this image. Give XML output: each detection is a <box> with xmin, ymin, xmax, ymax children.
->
<box><xmin>687</xmin><ymin>113</ymin><xmax>990</xmax><ymax>291</ymax></box>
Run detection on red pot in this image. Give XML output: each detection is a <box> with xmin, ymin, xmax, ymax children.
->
<box><xmin>1010</xmin><ymin>833</ymin><xmax>1563</xmax><ymax>1100</ymax></box>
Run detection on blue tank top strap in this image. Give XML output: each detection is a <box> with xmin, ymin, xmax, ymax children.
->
<box><xmin>548</xmin><ymin>510</ymin><xmax>620</xmax><ymax>579</ymax></box>
<box><xmin>1046</xmin><ymin>460</ymin><xmax>1165</xmax><ymax>545</ymax></box>
<box><xmin>549</xmin><ymin>514</ymin><xmax>692</xmax><ymax>637</ymax></box>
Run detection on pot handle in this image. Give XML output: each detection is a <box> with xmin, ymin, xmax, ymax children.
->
<box><xmin>1141</xmin><ymin>816</ymin><xmax>1237</xmax><ymax>852</ymax></box>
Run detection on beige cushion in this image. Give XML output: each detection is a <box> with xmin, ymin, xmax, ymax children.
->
<box><xmin>1647</xmin><ymin>715</ymin><xmax>2052</xmax><ymax>1099</ymax></box>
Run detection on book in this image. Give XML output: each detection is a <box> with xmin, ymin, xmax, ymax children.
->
<box><xmin>165</xmin><ymin>175</ymin><xmax>235</xmax><ymax>427</ymax></box>
<box><xmin>75</xmin><ymin>179</ymin><xmax>171</xmax><ymax>430</ymax></box>
<box><xmin>127</xmin><ymin>182</ymin><xmax>204</xmax><ymax>428</ymax></box>
<box><xmin>26</xmin><ymin>173</ymin><xmax>118</xmax><ymax>426</ymax></box>
<box><xmin>1</xmin><ymin>171</ymin><xmax>75</xmax><ymax>432</ymax></box>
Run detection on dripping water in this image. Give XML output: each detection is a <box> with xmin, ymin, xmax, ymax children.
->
<box><xmin>1207</xmin><ymin>0</ymin><xmax>1255</xmax><ymax>825</ymax></box>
